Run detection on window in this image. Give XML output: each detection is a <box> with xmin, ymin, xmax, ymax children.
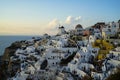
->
<box><xmin>59</xmin><ymin>56</ymin><xmax>61</xmax><ymax>59</ymax></box>
<box><xmin>114</xmin><ymin>25</ymin><xmax>116</xmax><ymax>27</ymax></box>
<box><xmin>53</xmin><ymin>56</ymin><xmax>55</xmax><ymax>59</ymax></box>
<box><xmin>108</xmin><ymin>29</ymin><xmax>111</xmax><ymax>32</ymax></box>
<box><xmin>108</xmin><ymin>26</ymin><xmax>111</xmax><ymax>28</ymax></box>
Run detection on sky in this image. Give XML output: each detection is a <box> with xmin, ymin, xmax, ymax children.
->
<box><xmin>0</xmin><ymin>0</ymin><xmax>120</xmax><ymax>36</ymax></box>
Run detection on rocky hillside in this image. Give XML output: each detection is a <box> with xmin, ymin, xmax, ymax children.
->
<box><xmin>0</xmin><ymin>41</ymin><xmax>26</xmax><ymax>79</ymax></box>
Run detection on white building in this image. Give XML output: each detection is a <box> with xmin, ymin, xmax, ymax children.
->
<box><xmin>93</xmin><ymin>28</ymin><xmax>102</xmax><ymax>39</ymax></box>
<box><xmin>45</xmin><ymin>49</ymin><xmax>65</xmax><ymax>69</ymax></box>
<box><xmin>30</xmin><ymin>70</ymin><xmax>56</xmax><ymax>80</ymax></box>
<box><xmin>91</xmin><ymin>72</ymin><xmax>104</xmax><ymax>80</ymax></box>
<box><xmin>65</xmin><ymin>63</ymin><xmax>87</xmax><ymax>78</ymax></box>
<box><xmin>58</xmin><ymin>26</ymin><xmax>66</xmax><ymax>35</ymax></box>
<box><xmin>78</xmin><ymin>63</ymin><xmax>95</xmax><ymax>72</ymax></box>
<box><xmin>89</xmin><ymin>35</ymin><xmax>96</xmax><ymax>43</ymax></box>
<box><xmin>107</xmin><ymin>47</ymin><xmax>120</xmax><ymax>60</ymax></box>
<box><xmin>103</xmin><ymin>22</ymin><xmax>119</xmax><ymax>35</ymax></box>
<box><xmin>75</xmin><ymin>24</ymin><xmax>83</xmax><ymax>35</ymax></box>
<box><xmin>77</xmin><ymin>43</ymin><xmax>99</xmax><ymax>63</ymax></box>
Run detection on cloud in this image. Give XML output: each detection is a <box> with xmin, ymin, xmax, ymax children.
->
<box><xmin>48</xmin><ymin>16</ymin><xmax>82</xmax><ymax>29</ymax></box>
<box><xmin>75</xmin><ymin>16</ymin><xmax>81</xmax><ymax>21</ymax></box>
<box><xmin>46</xmin><ymin>16</ymin><xmax>82</xmax><ymax>34</ymax></box>
<box><xmin>48</xmin><ymin>19</ymin><xmax>59</xmax><ymax>28</ymax></box>
<box><xmin>45</xmin><ymin>19</ymin><xmax>60</xmax><ymax>35</ymax></box>
<box><xmin>65</xmin><ymin>16</ymin><xmax>74</xmax><ymax>24</ymax></box>
<box><xmin>0</xmin><ymin>16</ymin><xmax>83</xmax><ymax>35</ymax></box>
<box><xmin>65</xmin><ymin>16</ymin><xmax>81</xmax><ymax>25</ymax></box>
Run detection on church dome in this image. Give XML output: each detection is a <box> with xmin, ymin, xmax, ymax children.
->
<box><xmin>75</xmin><ymin>24</ymin><xmax>83</xmax><ymax>29</ymax></box>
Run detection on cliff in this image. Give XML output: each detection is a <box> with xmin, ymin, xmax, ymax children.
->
<box><xmin>2</xmin><ymin>41</ymin><xmax>23</xmax><ymax>61</ymax></box>
<box><xmin>0</xmin><ymin>41</ymin><xmax>23</xmax><ymax>79</ymax></box>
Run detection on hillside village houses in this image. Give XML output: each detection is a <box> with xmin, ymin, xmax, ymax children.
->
<box><xmin>8</xmin><ymin>20</ymin><xmax>120</xmax><ymax>80</ymax></box>
<box><xmin>103</xmin><ymin>21</ymin><xmax>119</xmax><ymax>36</ymax></box>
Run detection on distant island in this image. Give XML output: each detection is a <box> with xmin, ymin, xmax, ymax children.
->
<box><xmin>0</xmin><ymin>20</ymin><xmax>120</xmax><ymax>80</ymax></box>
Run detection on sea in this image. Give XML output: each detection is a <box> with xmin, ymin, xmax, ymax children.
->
<box><xmin>0</xmin><ymin>35</ymin><xmax>33</xmax><ymax>56</ymax></box>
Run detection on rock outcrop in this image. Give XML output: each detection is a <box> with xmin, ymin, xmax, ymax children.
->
<box><xmin>0</xmin><ymin>41</ymin><xmax>23</xmax><ymax>79</ymax></box>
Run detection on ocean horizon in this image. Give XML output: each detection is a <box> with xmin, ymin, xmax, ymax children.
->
<box><xmin>0</xmin><ymin>35</ymin><xmax>36</xmax><ymax>56</ymax></box>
